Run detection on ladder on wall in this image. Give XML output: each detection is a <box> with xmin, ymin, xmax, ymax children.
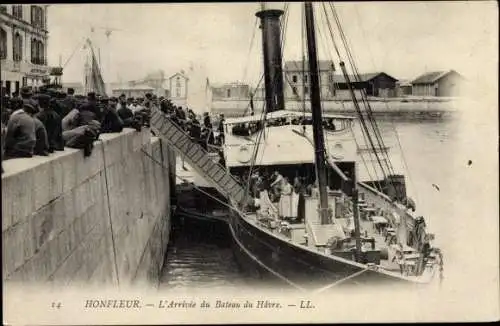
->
<box><xmin>150</xmin><ymin>109</ymin><xmax>246</xmax><ymax>205</ymax></box>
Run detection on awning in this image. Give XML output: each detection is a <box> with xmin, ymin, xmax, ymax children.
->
<box><xmin>371</xmin><ymin>215</ymin><xmax>388</xmax><ymax>224</ymax></box>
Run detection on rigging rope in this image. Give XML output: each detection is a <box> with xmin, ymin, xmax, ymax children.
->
<box><xmin>242</xmin><ymin>3</ymin><xmax>294</xmax><ymax>196</ymax></box>
<box><xmin>242</xmin><ymin>17</ymin><xmax>259</xmax><ymax>88</ymax></box>
<box><xmin>98</xmin><ymin>139</ymin><xmax>121</xmax><ymax>287</ymax></box>
<box><xmin>325</xmin><ymin>3</ymin><xmax>404</xmax><ymax>199</ymax></box>
<box><xmin>301</xmin><ymin>2</ymin><xmax>307</xmax><ymax>116</ymax></box>
<box><xmin>316</xmin><ymin>7</ymin><xmax>384</xmax><ymax>191</ymax></box>
<box><xmin>313</xmin><ymin>265</ymin><xmax>375</xmax><ymax>293</ymax></box>
<box><xmin>328</xmin><ymin>3</ymin><xmax>399</xmax><ymax>182</ymax></box>
<box><xmin>243</xmin><ymin>74</ymin><xmax>264</xmax><ymax>117</ymax></box>
<box><xmin>63</xmin><ymin>38</ymin><xmax>87</xmax><ymax>68</ymax></box>
<box><xmin>352</xmin><ymin>6</ymin><xmax>419</xmax><ymax>202</ymax></box>
<box><xmin>140</xmin><ymin>148</ymin><xmax>305</xmax><ymax>291</ymax></box>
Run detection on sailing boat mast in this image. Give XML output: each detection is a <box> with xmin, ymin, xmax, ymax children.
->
<box><xmin>304</xmin><ymin>2</ymin><xmax>330</xmax><ymax>225</ymax></box>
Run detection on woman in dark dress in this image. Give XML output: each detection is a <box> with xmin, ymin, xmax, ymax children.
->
<box><xmin>296</xmin><ymin>177</ymin><xmax>307</xmax><ymax>223</ymax></box>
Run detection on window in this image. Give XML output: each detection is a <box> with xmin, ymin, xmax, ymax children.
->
<box><xmin>176</xmin><ymin>87</ymin><xmax>181</xmax><ymax>97</ymax></box>
<box><xmin>31</xmin><ymin>6</ymin><xmax>44</xmax><ymax>28</ymax></box>
<box><xmin>304</xmin><ymin>74</ymin><xmax>308</xmax><ymax>83</ymax></box>
<box><xmin>39</xmin><ymin>42</ymin><xmax>44</xmax><ymax>64</ymax></box>
<box><xmin>13</xmin><ymin>32</ymin><xmax>22</xmax><ymax>62</ymax></box>
<box><xmin>0</xmin><ymin>5</ymin><xmax>7</xmax><ymax>13</ymax></box>
<box><xmin>12</xmin><ymin>5</ymin><xmax>23</xmax><ymax>19</ymax></box>
<box><xmin>292</xmin><ymin>86</ymin><xmax>297</xmax><ymax>96</ymax></box>
<box><xmin>329</xmin><ymin>74</ymin><xmax>334</xmax><ymax>82</ymax></box>
<box><xmin>292</xmin><ymin>75</ymin><xmax>297</xmax><ymax>83</ymax></box>
<box><xmin>31</xmin><ymin>38</ymin><xmax>36</xmax><ymax>63</ymax></box>
<box><xmin>304</xmin><ymin>86</ymin><xmax>309</xmax><ymax>94</ymax></box>
<box><xmin>32</xmin><ymin>39</ymin><xmax>44</xmax><ymax>64</ymax></box>
<box><xmin>0</xmin><ymin>28</ymin><xmax>6</xmax><ymax>60</ymax></box>
<box><xmin>227</xmin><ymin>89</ymin><xmax>231</xmax><ymax>98</ymax></box>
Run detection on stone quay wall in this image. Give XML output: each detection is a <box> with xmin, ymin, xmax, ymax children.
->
<box><xmin>2</xmin><ymin>129</ymin><xmax>176</xmax><ymax>288</ymax></box>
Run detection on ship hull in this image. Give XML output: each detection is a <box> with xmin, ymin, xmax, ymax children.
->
<box><xmin>176</xmin><ymin>182</ymin><xmax>427</xmax><ymax>291</ymax></box>
<box><xmin>227</xmin><ymin>207</ymin><xmax>419</xmax><ymax>291</ymax></box>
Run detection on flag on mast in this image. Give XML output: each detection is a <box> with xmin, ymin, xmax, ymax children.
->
<box><xmin>84</xmin><ymin>39</ymin><xmax>106</xmax><ymax>96</ymax></box>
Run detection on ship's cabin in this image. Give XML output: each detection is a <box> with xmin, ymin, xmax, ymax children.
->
<box><xmin>223</xmin><ymin>110</ymin><xmax>355</xmax><ymax>138</ymax></box>
<box><xmin>229</xmin><ymin>161</ymin><xmax>357</xmax><ymax>200</ymax></box>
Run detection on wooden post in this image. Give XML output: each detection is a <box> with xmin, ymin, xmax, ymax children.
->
<box><xmin>352</xmin><ymin>188</ymin><xmax>362</xmax><ymax>262</ymax></box>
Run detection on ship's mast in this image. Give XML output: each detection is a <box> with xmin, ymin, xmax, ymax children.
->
<box><xmin>304</xmin><ymin>2</ymin><xmax>330</xmax><ymax>225</ymax></box>
<box><xmin>255</xmin><ymin>4</ymin><xmax>285</xmax><ymax>113</ymax></box>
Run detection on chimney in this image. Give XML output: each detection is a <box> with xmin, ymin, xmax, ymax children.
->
<box><xmin>256</xmin><ymin>6</ymin><xmax>285</xmax><ymax>113</ymax></box>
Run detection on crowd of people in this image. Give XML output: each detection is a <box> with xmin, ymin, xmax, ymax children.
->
<box><xmin>0</xmin><ymin>86</ymin><xmax>163</xmax><ymax>174</ymax></box>
<box><xmin>242</xmin><ymin>169</ymin><xmax>314</xmax><ymax>223</ymax></box>
<box><xmin>0</xmin><ymin>84</ymin><xmax>229</xmax><ymax>175</ymax></box>
<box><xmin>159</xmin><ymin>100</ymin><xmax>225</xmax><ymax>150</ymax></box>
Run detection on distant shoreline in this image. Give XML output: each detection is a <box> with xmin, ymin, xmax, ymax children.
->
<box><xmin>210</xmin><ymin>97</ymin><xmax>462</xmax><ymax>118</ymax></box>
<box><xmin>212</xmin><ymin>97</ymin><xmax>459</xmax><ymax>103</ymax></box>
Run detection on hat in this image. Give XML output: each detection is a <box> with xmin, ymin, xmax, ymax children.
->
<box><xmin>20</xmin><ymin>86</ymin><xmax>32</xmax><ymax>96</ymax></box>
<box><xmin>23</xmin><ymin>101</ymin><xmax>38</xmax><ymax>114</ymax></box>
<box><xmin>47</xmin><ymin>89</ymin><xmax>58</xmax><ymax>97</ymax></box>
<box><xmin>10</xmin><ymin>97</ymin><xmax>23</xmax><ymax>110</ymax></box>
<box><xmin>78</xmin><ymin>102</ymin><xmax>95</xmax><ymax>112</ymax></box>
<box><xmin>37</xmin><ymin>94</ymin><xmax>51</xmax><ymax>107</ymax></box>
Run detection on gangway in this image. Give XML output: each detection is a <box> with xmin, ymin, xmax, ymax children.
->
<box><xmin>150</xmin><ymin>109</ymin><xmax>246</xmax><ymax>205</ymax></box>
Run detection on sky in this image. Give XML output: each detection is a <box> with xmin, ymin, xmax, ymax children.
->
<box><xmin>47</xmin><ymin>1</ymin><xmax>498</xmax><ymax>90</ymax></box>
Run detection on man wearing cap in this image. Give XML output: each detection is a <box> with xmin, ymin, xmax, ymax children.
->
<box><xmin>62</xmin><ymin>88</ymin><xmax>76</xmax><ymax>116</ymax></box>
<box><xmin>3</xmin><ymin>98</ymin><xmax>36</xmax><ymax>159</ymax></box>
<box><xmin>116</xmin><ymin>98</ymin><xmax>141</xmax><ymax>132</ymax></box>
<box><xmin>85</xmin><ymin>92</ymin><xmax>101</xmax><ymax>121</ymax></box>
<box><xmin>78</xmin><ymin>102</ymin><xmax>99</xmax><ymax>125</ymax></box>
<box><xmin>116</xmin><ymin>94</ymin><xmax>128</xmax><ymax>111</ymax></box>
<box><xmin>20</xmin><ymin>86</ymin><xmax>33</xmax><ymax>100</ymax></box>
<box><xmin>32</xmin><ymin>111</ymin><xmax>50</xmax><ymax>156</ymax></box>
<box><xmin>100</xmin><ymin>97</ymin><xmax>124</xmax><ymax>134</ymax></box>
<box><xmin>36</xmin><ymin>94</ymin><xmax>64</xmax><ymax>153</ymax></box>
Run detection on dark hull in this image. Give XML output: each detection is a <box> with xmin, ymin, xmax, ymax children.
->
<box><xmin>227</xmin><ymin>208</ymin><xmax>419</xmax><ymax>291</ymax></box>
<box><xmin>175</xmin><ymin>184</ymin><xmax>425</xmax><ymax>291</ymax></box>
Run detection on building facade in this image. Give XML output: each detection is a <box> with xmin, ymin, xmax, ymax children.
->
<box><xmin>395</xmin><ymin>80</ymin><xmax>412</xmax><ymax>97</ymax></box>
<box><xmin>283</xmin><ymin>60</ymin><xmax>336</xmax><ymax>100</ymax></box>
<box><xmin>168</xmin><ymin>72</ymin><xmax>189</xmax><ymax>107</ymax></box>
<box><xmin>111</xmin><ymin>84</ymin><xmax>156</xmax><ymax>98</ymax></box>
<box><xmin>1</xmin><ymin>4</ymin><xmax>49</xmax><ymax>95</ymax></box>
<box><xmin>211</xmin><ymin>82</ymin><xmax>250</xmax><ymax>100</ymax></box>
<box><xmin>333</xmin><ymin>72</ymin><xmax>398</xmax><ymax>99</ymax></box>
<box><xmin>411</xmin><ymin>70</ymin><xmax>464</xmax><ymax>97</ymax></box>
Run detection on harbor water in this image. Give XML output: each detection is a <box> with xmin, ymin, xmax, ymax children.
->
<box><xmin>158</xmin><ymin>110</ymin><xmax>496</xmax><ymax>301</ymax></box>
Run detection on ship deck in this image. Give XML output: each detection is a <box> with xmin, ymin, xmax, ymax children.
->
<box><xmin>246</xmin><ymin>191</ymin><xmax>415</xmax><ymax>275</ymax></box>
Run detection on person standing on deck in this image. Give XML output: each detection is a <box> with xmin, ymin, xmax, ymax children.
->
<box><xmin>218</xmin><ymin>114</ymin><xmax>225</xmax><ymax>145</ymax></box>
<box><xmin>294</xmin><ymin>177</ymin><xmax>306</xmax><ymax>223</ymax></box>
<box><xmin>279</xmin><ymin>178</ymin><xmax>296</xmax><ymax>220</ymax></box>
<box><xmin>270</xmin><ymin>171</ymin><xmax>284</xmax><ymax>202</ymax></box>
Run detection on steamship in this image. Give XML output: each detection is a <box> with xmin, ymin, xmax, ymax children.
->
<box><xmin>179</xmin><ymin>3</ymin><xmax>444</xmax><ymax>290</ymax></box>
